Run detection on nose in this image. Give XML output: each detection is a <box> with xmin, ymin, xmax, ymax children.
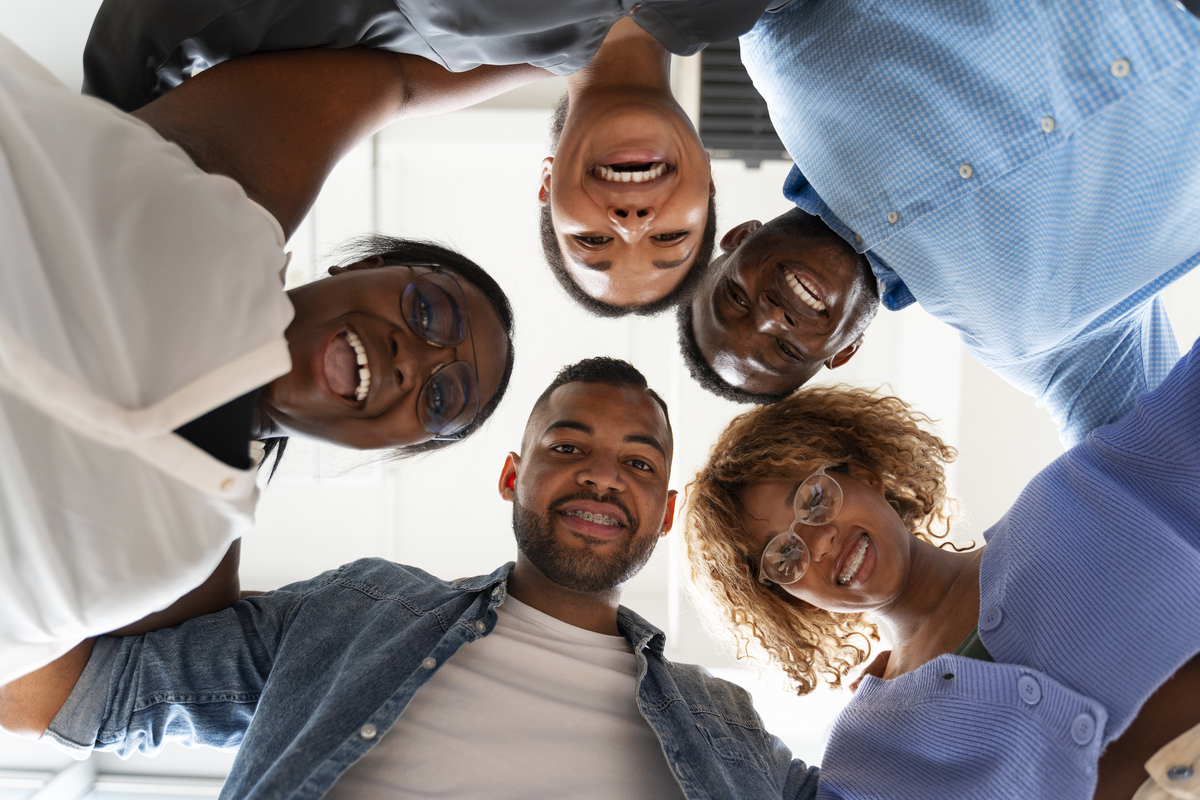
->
<box><xmin>390</xmin><ymin>329</ymin><xmax>456</xmax><ymax>393</ymax></box>
<box><xmin>755</xmin><ymin>291</ymin><xmax>796</xmax><ymax>334</ymax></box>
<box><xmin>798</xmin><ymin>523</ymin><xmax>838</xmax><ymax>563</ymax></box>
<box><xmin>576</xmin><ymin>452</ymin><xmax>626</xmax><ymax>495</ymax></box>
<box><xmin>606</xmin><ymin>204</ymin><xmax>656</xmax><ymax>238</ymax></box>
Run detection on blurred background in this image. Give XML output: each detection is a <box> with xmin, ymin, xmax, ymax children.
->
<box><xmin>2</xmin><ymin>2</ymin><xmax>1198</xmax><ymax>795</ymax></box>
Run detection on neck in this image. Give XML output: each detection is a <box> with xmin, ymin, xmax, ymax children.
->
<box><xmin>507</xmin><ymin>555</ymin><xmax>623</xmax><ymax>636</ymax></box>
<box><xmin>565</xmin><ymin>18</ymin><xmax>672</xmax><ymax>100</ymax></box>
<box><xmin>879</xmin><ymin>538</ymin><xmax>982</xmax><ymax>667</ymax></box>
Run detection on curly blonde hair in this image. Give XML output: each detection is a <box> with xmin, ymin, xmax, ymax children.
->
<box><xmin>684</xmin><ymin>384</ymin><xmax>958</xmax><ymax>695</ymax></box>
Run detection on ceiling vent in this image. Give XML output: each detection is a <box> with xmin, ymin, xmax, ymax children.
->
<box><xmin>699</xmin><ymin>39</ymin><xmax>790</xmax><ymax>168</ymax></box>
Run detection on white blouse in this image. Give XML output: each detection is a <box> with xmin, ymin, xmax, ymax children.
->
<box><xmin>0</xmin><ymin>34</ymin><xmax>294</xmax><ymax>684</ymax></box>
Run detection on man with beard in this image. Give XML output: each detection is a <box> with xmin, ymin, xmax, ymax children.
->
<box><xmin>0</xmin><ymin>357</ymin><xmax>819</xmax><ymax>800</ymax></box>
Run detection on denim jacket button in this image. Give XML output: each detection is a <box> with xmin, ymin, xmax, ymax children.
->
<box><xmin>492</xmin><ymin>586</ymin><xmax>502</xmax><ymax>597</ymax></box>
<box><xmin>475</xmin><ymin>620</ymin><xmax>487</xmax><ymax>634</ymax></box>
<box><xmin>359</xmin><ymin>723</ymin><xmax>377</xmax><ymax>740</ymax></box>
<box><xmin>422</xmin><ymin>657</ymin><xmax>437</xmax><ymax>670</ymax></box>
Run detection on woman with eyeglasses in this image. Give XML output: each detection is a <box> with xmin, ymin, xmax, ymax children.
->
<box><xmin>0</xmin><ymin>40</ymin><xmax>532</xmax><ymax>684</ymax></box>
<box><xmin>683</xmin><ymin>337</ymin><xmax>1200</xmax><ymax>800</ymax></box>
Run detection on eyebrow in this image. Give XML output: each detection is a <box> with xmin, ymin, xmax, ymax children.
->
<box><xmin>545</xmin><ymin>420</ymin><xmax>668</xmax><ymax>459</ymax></box>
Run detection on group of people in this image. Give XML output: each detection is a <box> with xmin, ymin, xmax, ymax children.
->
<box><xmin>1</xmin><ymin>0</ymin><xmax>1199</xmax><ymax>798</ymax></box>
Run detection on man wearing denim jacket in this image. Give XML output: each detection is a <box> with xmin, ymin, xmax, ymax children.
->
<box><xmin>0</xmin><ymin>357</ymin><xmax>819</xmax><ymax>800</ymax></box>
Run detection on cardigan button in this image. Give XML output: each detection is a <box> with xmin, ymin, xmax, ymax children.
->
<box><xmin>1070</xmin><ymin>713</ymin><xmax>1095</xmax><ymax>745</ymax></box>
<box><xmin>980</xmin><ymin>607</ymin><xmax>1003</xmax><ymax>631</ymax></box>
<box><xmin>1168</xmin><ymin>766</ymin><xmax>1194</xmax><ymax>781</ymax></box>
<box><xmin>1018</xmin><ymin>675</ymin><xmax>1042</xmax><ymax>705</ymax></box>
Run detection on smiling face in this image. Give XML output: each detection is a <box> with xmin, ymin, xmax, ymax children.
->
<box><xmin>541</xmin><ymin>90</ymin><xmax>714</xmax><ymax>308</ymax></box>
<box><xmin>261</xmin><ymin>261</ymin><xmax>508</xmax><ymax>449</ymax></box>
<box><xmin>500</xmin><ymin>381</ymin><xmax>676</xmax><ymax>593</ymax></box>
<box><xmin>689</xmin><ymin>211</ymin><xmax>879</xmax><ymax>394</ymax></box>
<box><xmin>740</xmin><ymin>465</ymin><xmax>913</xmax><ymax>615</ymax></box>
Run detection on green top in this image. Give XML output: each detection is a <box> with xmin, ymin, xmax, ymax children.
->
<box><xmin>953</xmin><ymin>627</ymin><xmax>994</xmax><ymax>662</ymax></box>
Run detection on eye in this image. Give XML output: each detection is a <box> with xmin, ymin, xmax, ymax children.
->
<box><xmin>627</xmin><ymin>458</ymin><xmax>653</xmax><ymax>472</ymax></box>
<box><xmin>778</xmin><ymin>340</ymin><xmax>800</xmax><ymax>361</ymax></box>
<box><xmin>551</xmin><ymin>444</ymin><xmax>582</xmax><ymax>455</ymax></box>
<box><xmin>652</xmin><ymin>231</ymin><xmax>687</xmax><ymax>243</ymax></box>
<box><xmin>724</xmin><ymin>279</ymin><xmax>748</xmax><ymax>309</ymax></box>
<box><xmin>573</xmin><ymin>235</ymin><xmax>612</xmax><ymax>247</ymax></box>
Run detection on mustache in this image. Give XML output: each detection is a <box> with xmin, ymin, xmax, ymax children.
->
<box><xmin>549</xmin><ymin>491</ymin><xmax>636</xmax><ymax>530</ymax></box>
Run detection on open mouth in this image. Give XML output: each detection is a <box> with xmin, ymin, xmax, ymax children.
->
<box><xmin>324</xmin><ymin>328</ymin><xmax>371</xmax><ymax>404</ymax></box>
<box><xmin>591</xmin><ymin>162</ymin><xmax>672</xmax><ymax>184</ymax></box>
<box><xmin>837</xmin><ymin>534</ymin><xmax>870</xmax><ymax>585</ymax></box>
<box><xmin>562</xmin><ymin>510</ymin><xmax>625</xmax><ymax>528</ymax></box>
<box><xmin>783</xmin><ymin>266</ymin><xmax>827</xmax><ymax>313</ymax></box>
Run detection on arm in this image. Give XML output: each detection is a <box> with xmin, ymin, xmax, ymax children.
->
<box><xmin>133</xmin><ymin>47</ymin><xmax>551</xmax><ymax>238</ymax></box>
<box><xmin>0</xmin><ymin>640</ymin><xmax>95</xmax><ymax>738</ymax></box>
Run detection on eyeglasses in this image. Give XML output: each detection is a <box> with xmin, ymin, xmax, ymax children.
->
<box><xmin>757</xmin><ymin>467</ymin><xmax>843</xmax><ymax>586</ymax></box>
<box><xmin>401</xmin><ymin>269</ymin><xmax>481</xmax><ymax>439</ymax></box>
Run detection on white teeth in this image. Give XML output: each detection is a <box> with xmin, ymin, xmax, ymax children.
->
<box><xmin>784</xmin><ymin>270</ymin><xmax>827</xmax><ymax>312</ymax></box>
<box><xmin>565</xmin><ymin>510</ymin><xmax>622</xmax><ymax>527</ymax></box>
<box><xmin>838</xmin><ymin>535</ymin><xmax>869</xmax><ymax>585</ymax></box>
<box><xmin>345</xmin><ymin>330</ymin><xmax>371</xmax><ymax>402</ymax></box>
<box><xmin>593</xmin><ymin>162</ymin><xmax>668</xmax><ymax>183</ymax></box>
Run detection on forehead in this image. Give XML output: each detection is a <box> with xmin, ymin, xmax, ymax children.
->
<box><xmin>525</xmin><ymin>381</ymin><xmax>672</xmax><ymax>455</ymax></box>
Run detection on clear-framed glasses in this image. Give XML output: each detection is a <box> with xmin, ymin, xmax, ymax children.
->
<box><xmin>401</xmin><ymin>269</ymin><xmax>481</xmax><ymax>439</ymax></box>
<box><xmin>757</xmin><ymin>468</ymin><xmax>844</xmax><ymax>586</ymax></box>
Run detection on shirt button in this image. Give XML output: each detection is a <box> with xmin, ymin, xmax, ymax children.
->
<box><xmin>220</xmin><ymin>478</ymin><xmax>234</xmax><ymax>491</ymax></box>
<box><xmin>1070</xmin><ymin>713</ymin><xmax>1095</xmax><ymax>745</ymax></box>
<box><xmin>629</xmin><ymin>2</ymin><xmax>641</xmax><ymax>13</ymax></box>
<box><xmin>1018</xmin><ymin>675</ymin><xmax>1042</xmax><ymax>705</ymax></box>
<box><xmin>980</xmin><ymin>607</ymin><xmax>1003</xmax><ymax>631</ymax></box>
<box><xmin>877</xmin><ymin>278</ymin><xmax>887</xmax><ymax>295</ymax></box>
<box><xmin>359</xmin><ymin>723</ymin><xmax>377</xmax><ymax>740</ymax></box>
<box><xmin>1111</xmin><ymin>57</ymin><xmax>1131</xmax><ymax>78</ymax></box>
<box><xmin>475</xmin><ymin>620</ymin><xmax>487</xmax><ymax>634</ymax></box>
<box><xmin>886</xmin><ymin>211</ymin><xmax>899</xmax><ymax>224</ymax></box>
<box><xmin>958</xmin><ymin>163</ymin><xmax>974</xmax><ymax>179</ymax></box>
<box><xmin>421</xmin><ymin>657</ymin><xmax>437</xmax><ymax>670</ymax></box>
<box><xmin>852</xmin><ymin>232</ymin><xmax>862</xmax><ymax>245</ymax></box>
<box><xmin>1040</xmin><ymin>116</ymin><xmax>1056</xmax><ymax>133</ymax></box>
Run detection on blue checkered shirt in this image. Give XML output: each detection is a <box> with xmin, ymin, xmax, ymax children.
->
<box><xmin>742</xmin><ymin>0</ymin><xmax>1200</xmax><ymax>446</ymax></box>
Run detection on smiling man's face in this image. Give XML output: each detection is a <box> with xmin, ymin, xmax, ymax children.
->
<box><xmin>501</xmin><ymin>381</ymin><xmax>676</xmax><ymax>593</ymax></box>
<box><xmin>688</xmin><ymin>211</ymin><xmax>879</xmax><ymax>396</ymax></box>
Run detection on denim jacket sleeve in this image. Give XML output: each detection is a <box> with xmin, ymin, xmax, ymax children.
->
<box><xmin>44</xmin><ymin>574</ymin><xmax>317</xmax><ymax>758</ymax></box>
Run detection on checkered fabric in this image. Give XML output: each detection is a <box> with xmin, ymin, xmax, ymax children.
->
<box><xmin>742</xmin><ymin>0</ymin><xmax>1200</xmax><ymax>446</ymax></box>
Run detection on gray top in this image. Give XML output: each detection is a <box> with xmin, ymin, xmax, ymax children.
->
<box><xmin>83</xmin><ymin>0</ymin><xmax>789</xmax><ymax>111</ymax></box>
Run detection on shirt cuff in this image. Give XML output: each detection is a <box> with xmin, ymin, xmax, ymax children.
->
<box><xmin>40</xmin><ymin>637</ymin><xmax>120</xmax><ymax>758</ymax></box>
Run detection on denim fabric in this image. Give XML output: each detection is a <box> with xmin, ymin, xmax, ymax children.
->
<box><xmin>743</xmin><ymin>0</ymin><xmax>1200</xmax><ymax>447</ymax></box>
<box><xmin>47</xmin><ymin>560</ymin><xmax>818</xmax><ymax>800</ymax></box>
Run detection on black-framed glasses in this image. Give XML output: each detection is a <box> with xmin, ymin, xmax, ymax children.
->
<box><xmin>401</xmin><ymin>269</ymin><xmax>481</xmax><ymax>439</ymax></box>
<box><xmin>757</xmin><ymin>467</ymin><xmax>843</xmax><ymax>586</ymax></box>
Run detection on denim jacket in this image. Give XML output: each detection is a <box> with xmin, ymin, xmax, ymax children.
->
<box><xmin>46</xmin><ymin>559</ymin><xmax>819</xmax><ymax>800</ymax></box>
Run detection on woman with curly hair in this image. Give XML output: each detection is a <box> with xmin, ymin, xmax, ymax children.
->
<box><xmin>685</xmin><ymin>340</ymin><xmax>1200</xmax><ymax>800</ymax></box>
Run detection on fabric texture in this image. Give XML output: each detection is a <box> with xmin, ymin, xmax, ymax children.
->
<box><xmin>82</xmin><ymin>0</ymin><xmax>785</xmax><ymax>112</ymax></box>
<box><xmin>0</xmin><ymin>35</ymin><xmax>293</xmax><ymax>684</ymax></box>
<box><xmin>46</xmin><ymin>560</ymin><xmax>819</xmax><ymax>800</ymax></box>
<box><xmin>741</xmin><ymin>0</ymin><xmax>1200</xmax><ymax>447</ymax></box>
<box><xmin>323</xmin><ymin>595</ymin><xmax>687</xmax><ymax>799</ymax></box>
<box><xmin>816</xmin><ymin>334</ymin><xmax>1200</xmax><ymax>799</ymax></box>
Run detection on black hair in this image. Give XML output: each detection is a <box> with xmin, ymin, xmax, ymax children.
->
<box><xmin>674</xmin><ymin>300</ymin><xmax>791</xmax><ymax>405</ymax></box>
<box><xmin>541</xmin><ymin>93</ymin><xmax>718</xmax><ymax>318</ymax></box>
<box><xmin>263</xmin><ymin>236</ymin><xmax>516</xmax><ymax>474</ymax></box>
<box><xmin>534</xmin><ymin>356</ymin><xmax>672</xmax><ymax>443</ymax></box>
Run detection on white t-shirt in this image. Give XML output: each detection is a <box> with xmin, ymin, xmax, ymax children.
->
<box><xmin>0</xmin><ymin>34</ymin><xmax>294</xmax><ymax>684</ymax></box>
<box><xmin>324</xmin><ymin>596</ymin><xmax>689</xmax><ymax>800</ymax></box>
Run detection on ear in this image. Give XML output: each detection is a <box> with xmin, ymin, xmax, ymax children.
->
<box><xmin>498</xmin><ymin>452</ymin><xmax>520</xmax><ymax>502</ymax></box>
<box><xmin>326</xmin><ymin>255</ymin><xmax>385</xmax><ymax>277</ymax></box>
<box><xmin>720</xmin><ymin>221</ymin><xmax>761</xmax><ymax>254</ymax></box>
<box><xmin>844</xmin><ymin>462</ymin><xmax>886</xmax><ymax>496</ymax></box>
<box><xmin>659</xmin><ymin>490</ymin><xmax>679</xmax><ymax>536</ymax></box>
<box><xmin>538</xmin><ymin>157</ymin><xmax>553</xmax><ymax>206</ymax></box>
<box><xmin>825</xmin><ymin>336</ymin><xmax>863</xmax><ymax>370</ymax></box>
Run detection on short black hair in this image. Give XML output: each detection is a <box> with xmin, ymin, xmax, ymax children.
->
<box><xmin>675</xmin><ymin>300</ymin><xmax>790</xmax><ymax>405</ymax></box>
<box><xmin>263</xmin><ymin>236</ymin><xmax>516</xmax><ymax>474</ymax></box>
<box><xmin>533</xmin><ymin>357</ymin><xmax>672</xmax><ymax>443</ymax></box>
<box><xmin>541</xmin><ymin>92</ymin><xmax>718</xmax><ymax>318</ymax></box>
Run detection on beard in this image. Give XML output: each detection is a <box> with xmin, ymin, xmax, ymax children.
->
<box><xmin>512</xmin><ymin>491</ymin><xmax>657</xmax><ymax>593</ymax></box>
